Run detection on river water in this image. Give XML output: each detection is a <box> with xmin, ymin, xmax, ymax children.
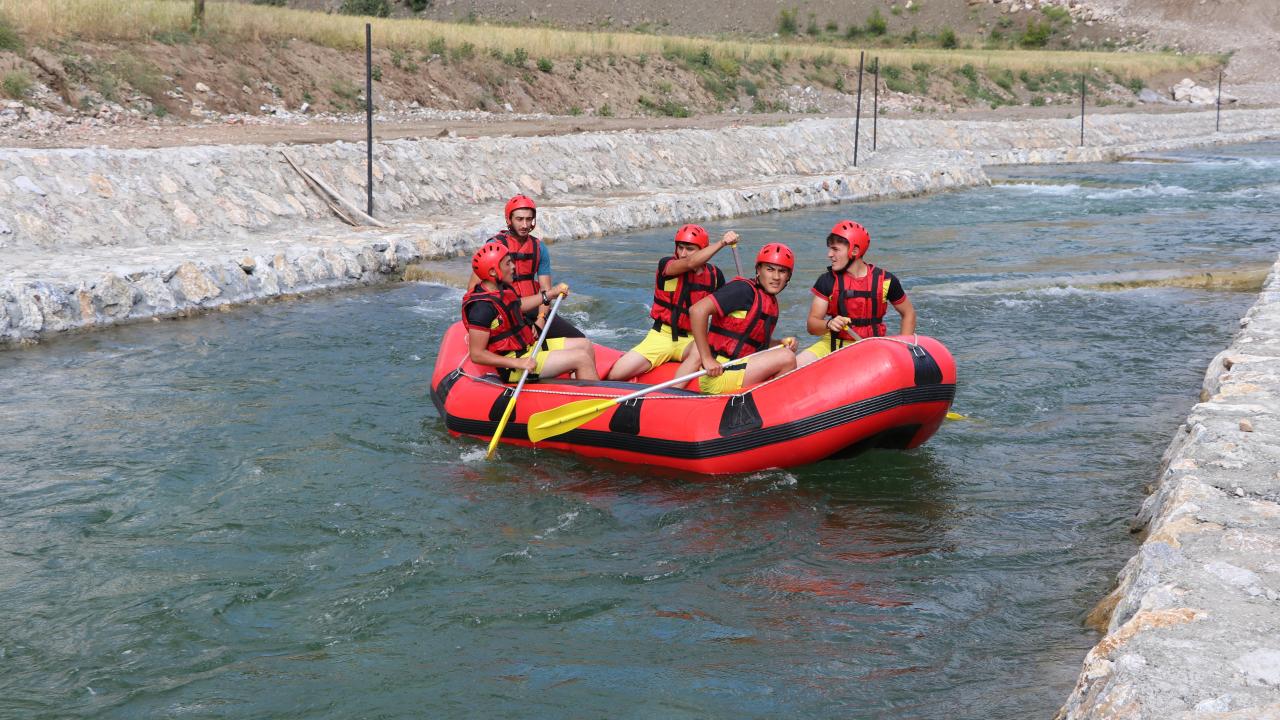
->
<box><xmin>2</xmin><ymin>142</ymin><xmax>1278</xmax><ymax>719</ymax></box>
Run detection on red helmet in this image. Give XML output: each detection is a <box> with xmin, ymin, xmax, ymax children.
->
<box><xmin>673</xmin><ymin>224</ymin><xmax>710</xmax><ymax>249</ymax></box>
<box><xmin>756</xmin><ymin>242</ymin><xmax>794</xmax><ymax>271</ymax></box>
<box><xmin>829</xmin><ymin>220</ymin><xmax>870</xmax><ymax>259</ymax></box>
<box><xmin>471</xmin><ymin>241</ymin><xmax>511</xmax><ymax>282</ymax></box>
<box><xmin>504</xmin><ymin>194</ymin><xmax>537</xmax><ymax>225</ymax></box>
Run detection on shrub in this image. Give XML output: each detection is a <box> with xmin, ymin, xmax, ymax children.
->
<box><xmin>958</xmin><ymin>63</ymin><xmax>978</xmax><ymax>83</ymax></box>
<box><xmin>598</xmin><ymin>102</ymin><xmax>612</xmax><ymax>117</ymax></box>
<box><xmin>1042</xmin><ymin>6</ymin><xmax>1070</xmax><ymax>23</ymax></box>
<box><xmin>938</xmin><ymin>27</ymin><xmax>957</xmax><ymax>49</ymax></box>
<box><xmin>845</xmin><ymin>24</ymin><xmax>862</xmax><ymax>39</ymax></box>
<box><xmin>0</xmin><ymin>13</ymin><xmax>22</xmax><ymax>52</ymax></box>
<box><xmin>993</xmin><ymin>68</ymin><xmax>1014</xmax><ymax>91</ymax></box>
<box><xmin>866</xmin><ymin>8</ymin><xmax>888</xmax><ymax>36</ymax></box>
<box><xmin>1125</xmin><ymin>76</ymin><xmax>1144</xmax><ymax>94</ymax></box>
<box><xmin>1030</xmin><ymin>95</ymin><xmax>1047</xmax><ymax>106</ymax></box>
<box><xmin>1020</xmin><ymin>19</ymin><xmax>1052</xmax><ymax>48</ymax></box>
<box><xmin>536</xmin><ymin>57</ymin><xmax>553</xmax><ymax>73</ymax></box>
<box><xmin>806</xmin><ymin>14</ymin><xmax>819</xmax><ymax>35</ymax></box>
<box><xmin>407</xmin><ymin>0</ymin><xmax>430</xmax><ymax>10</ymax></box>
<box><xmin>2</xmin><ymin>71</ymin><xmax>31</xmax><ymax>99</ymax></box>
<box><xmin>825</xmin><ymin>21</ymin><xmax>839</xmax><ymax>33</ymax></box>
<box><xmin>370</xmin><ymin>65</ymin><xmax>382</xmax><ymax>81</ymax></box>
<box><xmin>427</xmin><ymin>37</ymin><xmax>446</xmax><ymax>55</ymax></box>
<box><xmin>638</xmin><ymin>95</ymin><xmax>689</xmax><ymax>117</ymax></box>
<box><xmin>339</xmin><ymin>0</ymin><xmax>390</xmax><ymax>17</ymax></box>
<box><xmin>450</xmin><ymin>42</ymin><xmax>474</xmax><ymax>61</ymax></box>
<box><xmin>778</xmin><ymin>9</ymin><xmax>798</xmax><ymax>36</ymax></box>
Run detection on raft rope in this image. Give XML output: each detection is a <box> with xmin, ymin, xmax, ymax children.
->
<box><xmin>452</xmin><ymin>335</ymin><xmax>926</xmax><ymax>401</ymax></box>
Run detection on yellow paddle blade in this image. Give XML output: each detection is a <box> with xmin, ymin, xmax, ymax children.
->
<box><xmin>945</xmin><ymin>411</ymin><xmax>967</xmax><ymax>421</ymax></box>
<box><xmin>486</xmin><ymin>397</ymin><xmax>518</xmax><ymax>458</ymax></box>
<box><xmin>527</xmin><ymin>398</ymin><xmax>618</xmax><ymax>443</ymax></box>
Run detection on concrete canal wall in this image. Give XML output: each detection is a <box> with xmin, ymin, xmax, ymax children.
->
<box><xmin>2</xmin><ymin>108</ymin><xmax>1279</xmax><ymax>344</ymax></box>
<box><xmin>1056</xmin><ymin>258</ymin><xmax>1280</xmax><ymax>719</ymax></box>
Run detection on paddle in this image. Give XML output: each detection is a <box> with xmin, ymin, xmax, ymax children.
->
<box><xmin>730</xmin><ymin>243</ymin><xmax>744</xmax><ymax>277</ymax></box>
<box><xmin>526</xmin><ymin>346</ymin><xmax>780</xmax><ymax>444</ymax></box>
<box><xmin>486</xmin><ymin>295</ymin><xmax>564</xmax><ymax>459</ymax></box>
<box><xmin>946</xmin><ymin>411</ymin><xmax>967</xmax><ymax>421</ymax></box>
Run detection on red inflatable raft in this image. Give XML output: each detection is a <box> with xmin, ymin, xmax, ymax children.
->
<box><xmin>430</xmin><ymin>322</ymin><xmax>957</xmax><ymax>474</ymax></box>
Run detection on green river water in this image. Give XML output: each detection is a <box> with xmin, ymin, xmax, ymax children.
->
<box><xmin>2</xmin><ymin>141</ymin><xmax>1278</xmax><ymax>718</ymax></box>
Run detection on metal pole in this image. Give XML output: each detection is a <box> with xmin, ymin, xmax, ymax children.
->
<box><xmin>872</xmin><ymin>58</ymin><xmax>879</xmax><ymax>151</ymax></box>
<box><xmin>365</xmin><ymin>22</ymin><xmax>374</xmax><ymax>217</ymax></box>
<box><xmin>1216</xmin><ymin>68</ymin><xmax>1223</xmax><ymax>132</ymax></box>
<box><xmin>1079</xmin><ymin>73</ymin><xmax>1085</xmax><ymax>147</ymax></box>
<box><xmin>853</xmin><ymin>51</ymin><xmax>864</xmax><ymax>167</ymax></box>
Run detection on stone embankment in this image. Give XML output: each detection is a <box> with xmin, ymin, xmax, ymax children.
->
<box><xmin>3</xmin><ymin>108</ymin><xmax>1279</xmax><ymax>345</ymax></box>
<box><xmin>1057</xmin><ymin>260</ymin><xmax>1280</xmax><ymax>718</ymax></box>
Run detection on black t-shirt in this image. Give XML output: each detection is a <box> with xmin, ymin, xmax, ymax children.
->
<box><xmin>709</xmin><ymin>279</ymin><xmax>759</xmax><ymax>316</ymax></box>
<box><xmin>465</xmin><ymin>300</ymin><xmax>499</xmax><ymax>328</ymax></box>
<box><xmin>811</xmin><ymin>268</ymin><xmax>906</xmax><ymax>305</ymax></box>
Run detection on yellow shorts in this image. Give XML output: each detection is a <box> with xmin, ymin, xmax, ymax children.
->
<box><xmin>698</xmin><ymin>355</ymin><xmax>747</xmax><ymax>394</ymax></box>
<box><xmin>802</xmin><ymin>335</ymin><xmax>855</xmax><ymax>360</ymax></box>
<box><xmin>628</xmin><ymin>326</ymin><xmax>695</xmax><ymax>369</ymax></box>
<box><xmin>501</xmin><ymin>336</ymin><xmax>567</xmax><ymax>381</ymax></box>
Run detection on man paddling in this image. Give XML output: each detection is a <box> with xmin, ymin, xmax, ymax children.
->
<box><xmin>678</xmin><ymin>243</ymin><xmax>799</xmax><ymax>394</ymax></box>
<box><xmin>606</xmin><ymin>224</ymin><xmax>735</xmax><ymax>381</ymax></box>
<box><xmin>462</xmin><ymin>241</ymin><xmax>598</xmax><ymax>382</ymax></box>
<box><xmin>796</xmin><ymin>220</ymin><xmax>916</xmax><ymax>368</ymax></box>
<box><xmin>468</xmin><ymin>195</ymin><xmax>587</xmax><ymax>340</ymax></box>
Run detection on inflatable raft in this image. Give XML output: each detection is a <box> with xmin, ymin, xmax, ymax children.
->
<box><xmin>430</xmin><ymin>322</ymin><xmax>957</xmax><ymax>474</ymax></box>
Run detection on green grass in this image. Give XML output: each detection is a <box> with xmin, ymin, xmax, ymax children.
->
<box><xmin>2</xmin><ymin>70</ymin><xmax>31</xmax><ymax>98</ymax></box>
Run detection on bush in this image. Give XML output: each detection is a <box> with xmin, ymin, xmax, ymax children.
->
<box><xmin>993</xmin><ymin>68</ymin><xmax>1014</xmax><ymax>91</ymax></box>
<box><xmin>427</xmin><ymin>37</ymin><xmax>446</xmax><ymax>55</ymax></box>
<box><xmin>450</xmin><ymin>42</ymin><xmax>474</xmax><ymax>61</ymax></box>
<box><xmin>339</xmin><ymin>0</ymin><xmax>390</xmax><ymax>17</ymax></box>
<box><xmin>638</xmin><ymin>95</ymin><xmax>689</xmax><ymax>117</ymax></box>
<box><xmin>777</xmin><ymin>9</ymin><xmax>798</xmax><ymax>36</ymax></box>
<box><xmin>958</xmin><ymin>63</ymin><xmax>978</xmax><ymax>84</ymax></box>
<box><xmin>866</xmin><ymin>8</ymin><xmax>888</xmax><ymax>36</ymax></box>
<box><xmin>938</xmin><ymin>27</ymin><xmax>957</xmax><ymax>49</ymax></box>
<box><xmin>1030</xmin><ymin>95</ymin><xmax>1047</xmax><ymax>106</ymax></box>
<box><xmin>1042</xmin><ymin>6</ymin><xmax>1070</xmax><ymax>23</ymax></box>
<box><xmin>0</xmin><ymin>14</ymin><xmax>22</xmax><ymax>52</ymax></box>
<box><xmin>825</xmin><ymin>21</ymin><xmax>839</xmax><ymax>33</ymax></box>
<box><xmin>2</xmin><ymin>71</ymin><xmax>31</xmax><ymax>99</ymax></box>
<box><xmin>505</xmin><ymin>47</ymin><xmax>529</xmax><ymax>67</ymax></box>
<box><xmin>1020</xmin><ymin>19</ymin><xmax>1052</xmax><ymax>48</ymax></box>
<box><xmin>598</xmin><ymin>102</ymin><xmax>612</xmax><ymax>117</ymax></box>
<box><xmin>251</xmin><ymin>0</ymin><xmax>287</xmax><ymax>5</ymax></box>
<box><xmin>536</xmin><ymin>57</ymin><xmax>553</xmax><ymax>73</ymax></box>
<box><xmin>806</xmin><ymin>14</ymin><xmax>819</xmax><ymax>35</ymax></box>
<box><xmin>407</xmin><ymin>0</ymin><xmax>430</xmax><ymax>10</ymax></box>
<box><xmin>1125</xmin><ymin>76</ymin><xmax>1144</xmax><ymax>94</ymax></box>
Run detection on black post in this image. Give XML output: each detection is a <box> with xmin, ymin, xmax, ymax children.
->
<box><xmin>872</xmin><ymin>57</ymin><xmax>879</xmax><ymax>151</ymax></box>
<box><xmin>1079</xmin><ymin>73</ymin><xmax>1085</xmax><ymax>147</ymax></box>
<box><xmin>1216</xmin><ymin>68</ymin><xmax>1223</xmax><ymax>132</ymax></box>
<box><xmin>365</xmin><ymin>23</ymin><xmax>374</xmax><ymax>217</ymax></box>
<box><xmin>854</xmin><ymin>51</ymin><xmax>864</xmax><ymax>167</ymax></box>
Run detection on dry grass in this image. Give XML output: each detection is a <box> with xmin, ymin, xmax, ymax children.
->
<box><xmin>0</xmin><ymin>0</ymin><xmax>1217</xmax><ymax>76</ymax></box>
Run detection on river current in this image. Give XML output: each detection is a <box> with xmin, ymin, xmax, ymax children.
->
<box><xmin>2</xmin><ymin>142</ymin><xmax>1278</xmax><ymax>718</ymax></box>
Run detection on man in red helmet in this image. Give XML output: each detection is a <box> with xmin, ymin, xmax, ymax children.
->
<box><xmin>605</xmin><ymin>224</ymin><xmax>737</xmax><ymax>381</ymax></box>
<box><xmin>678</xmin><ymin>242</ymin><xmax>799</xmax><ymax>394</ymax></box>
<box><xmin>795</xmin><ymin>220</ymin><xmax>916</xmax><ymax>368</ymax></box>
<box><xmin>469</xmin><ymin>195</ymin><xmax>586</xmax><ymax>340</ymax></box>
<box><xmin>462</xmin><ymin>241</ymin><xmax>598</xmax><ymax>382</ymax></box>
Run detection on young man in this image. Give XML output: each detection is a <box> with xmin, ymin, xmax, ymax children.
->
<box><xmin>462</xmin><ymin>241</ymin><xmax>598</xmax><ymax>382</ymax></box>
<box><xmin>468</xmin><ymin>194</ymin><xmax>586</xmax><ymax>339</ymax></box>
<box><xmin>679</xmin><ymin>243</ymin><xmax>799</xmax><ymax>395</ymax></box>
<box><xmin>796</xmin><ymin>220</ymin><xmax>916</xmax><ymax>368</ymax></box>
<box><xmin>606</xmin><ymin>224</ymin><xmax>736</xmax><ymax>381</ymax></box>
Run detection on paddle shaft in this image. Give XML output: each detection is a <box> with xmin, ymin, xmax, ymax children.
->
<box><xmin>486</xmin><ymin>294</ymin><xmax>564</xmax><ymax>458</ymax></box>
<box><xmin>730</xmin><ymin>244</ymin><xmax>744</xmax><ymax>277</ymax></box>
<box><xmin>527</xmin><ymin>345</ymin><xmax>783</xmax><ymax>441</ymax></box>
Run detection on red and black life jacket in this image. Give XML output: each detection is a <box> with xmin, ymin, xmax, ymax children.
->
<box><xmin>461</xmin><ymin>282</ymin><xmax>537</xmax><ymax>355</ymax></box>
<box><xmin>708</xmin><ymin>279</ymin><xmax>778</xmax><ymax>360</ymax></box>
<box><xmin>650</xmin><ymin>261</ymin><xmax>724</xmax><ymax>339</ymax></box>
<box><xmin>828</xmin><ymin>263</ymin><xmax>890</xmax><ymax>344</ymax></box>
<box><xmin>490</xmin><ymin>230</ymin><xmax>542</xmax><ymax>299</ymax></box>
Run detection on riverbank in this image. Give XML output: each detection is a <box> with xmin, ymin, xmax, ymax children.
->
<box><xmin>3</xmin><ymin>108</ymin><xmax>1279</xmax><ymax>346</ymax></box>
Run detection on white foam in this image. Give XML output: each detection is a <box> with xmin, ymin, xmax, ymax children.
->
<box><xmin>460</xmin><ymin>448</ymin><xmax>487</xmax><ymax>463</ymax></box>
<box><xmin>1083</xmin><ymin>183</ymin><xmax>1194</xmax><ymax>200</ymax></box>
<box><xmin>994</xmin><ymin>182</ymin><xmax>1082</xmax><ymax>195</ymax></box>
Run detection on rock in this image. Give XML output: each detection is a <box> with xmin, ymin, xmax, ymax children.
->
<box><xmin>95</xmin><ymin>273</ymin><xmax>135</xmax><ymax>319</ymax></box>
<box><xmin>1234</xmin><ymin>649</ymin><xmax>1280</xmax><ymax>686</ymax></box>
<box><xmin>194</xmin><ymin>82</ymin><xmax>210</xmax><ymax>93</ymax></box>
<box><xmin>13</xmin><ymin>175</ymin><xmax>47</xmax><ymax>196</ymax></box>
<box><xmin>238</xmin><ymin>256</ymin><xmax>256</xmax><ymax>274</ymax></box>
<box><xmin>1240</xmin><ymin>418</ymin><xmax>1254</xmax><ymax>432</ymax></box>
<box><xmin>168</xmin><ymin>262</ymin><xmax>222</xmax><ymax>304</ymax></box>
<box><xmin>1138</xmin><ymin>88</ymin><xmax>1163</xmax><ymax>104</ymax></box>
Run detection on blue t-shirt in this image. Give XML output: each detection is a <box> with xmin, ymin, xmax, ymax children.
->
<box><xmin>537</xmin><ymin>242</ymin><xmax>552</xmax><ymax>277</ymax></box>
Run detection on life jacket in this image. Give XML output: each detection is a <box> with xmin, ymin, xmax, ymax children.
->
<box><xmin>707</xmin><ymin>279</ymin><xmax>778</xmax><ymax>360</ymax></box>
<box><xmin>649</xmin><ymin>260</ymin><xmax>724</xmax><ymax>339</ymax></box>
<box><xmin>490</xmin><ymin>229</ymin><xmax>542</xmax><ymax>299</ymax></box>
<box><xmin>461</xmin><ymin>282</ymin><xmax>536</xmax><ymax>356</ymax></box>
<box><xmin>828</xmin><ymin>263</ymin><xmax>891</xmax><ymax>344</ymax></box>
